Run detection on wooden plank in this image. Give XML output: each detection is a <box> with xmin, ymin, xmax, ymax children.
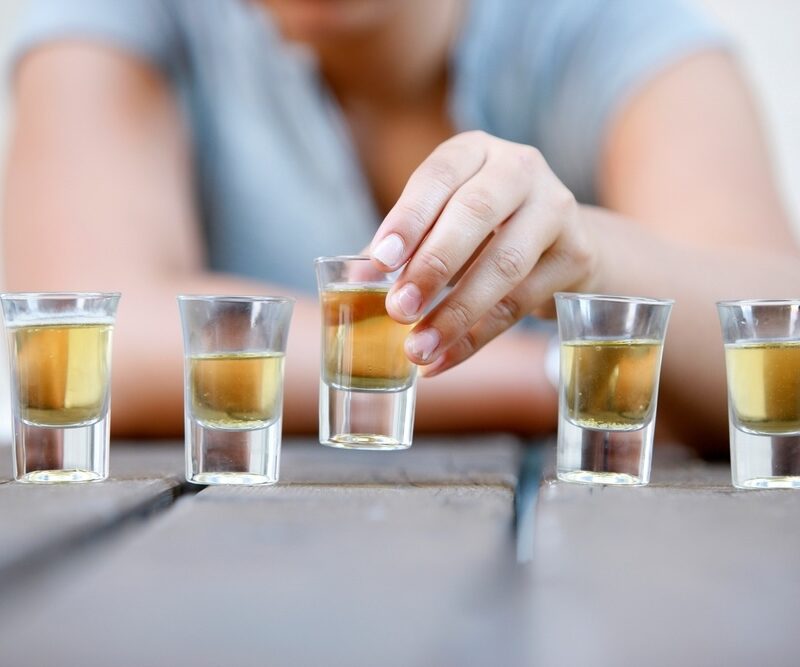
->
<box><xmin>281</xmin><ymin>435</ymin><xmax>521</xmax><ymax>486</ymax></box>
<box><xmin>109</xmin><ymin>435</ymin><xmax>523</xmax><ymax>487</ymax></box>
<box><xmin>0</xmin><ymin>437</ymin><xmax>520</xmax><ymax>597</ymax></box>
<box><xmin>526</xmin><ymin>466</ymin><xmax>800</xmax><ymax>667</ymax></box>
<box><xmin>0</xmin><ymin>441</ymin><xmax>179</xmax><ymax>482</ymax></box>
<box><xmin>0</xmin><ymin>478</ymin><xmax>180</xmax><ymax>589</ymax></box>
<box><xmin>0</xmin><ymin>439</ymin><xmax>187</xmax><ymax>587</ymax></box>
<box><xmin>0</xmin><ymin>484</ymin><xmax>527</xmax><ymax>667</ymax></box>
<box><xmin>2</xmin><ymin>436</ymin><xmax>521</xmax><ymax>484</ymax></box>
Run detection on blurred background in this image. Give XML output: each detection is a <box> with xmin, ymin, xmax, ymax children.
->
<box><xmin>0</xmin><ymin>0</ymin><xmax>797</xmax><ymax>443</ymax></box>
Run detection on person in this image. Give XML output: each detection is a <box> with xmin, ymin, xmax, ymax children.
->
<box><xmin>3</xmin><ymin>0</ymin><xmax>797</xmax><ymax>451</ymax></box>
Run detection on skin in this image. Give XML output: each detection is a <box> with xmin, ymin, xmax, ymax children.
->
<box><xmin>3</xmin><ymin>0</ymin><xmax>796</xmax><ymax>451</ymax></box>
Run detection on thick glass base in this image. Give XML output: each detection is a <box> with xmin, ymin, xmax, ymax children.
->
<box><xmin>186</xmin><ymin>417</ymin><xmax>281</xmax><ymax>486</ymax></box>
<box><xmin>319</xmin><ymin>381</ymin><xmax>415</xmax><ymax>451</ymax></box>
<box><xmin>557</xmin><ymin>417</ymin><xmax>654</xmax><ymax>486</ymax></box>
<box><xmin>731</xmin><ymin>426</ymin><xmax>800</xmax><ymax>490</ymax></box>
<box><xmin>190</xmin><ymin>472</ymin><xmax>277</xmax><ymax>486</ymax></box>
<box><xmin>557</xmin><ymin>470</ymin><xmax>645</xmax><ymax>486</ymax></box>
<box><xmin>323</xmin><ymin>434</ymin><xmax>411</xmax><ymax>451</ymax></box>
<box><xmin>13</xmin><ymin>416</ymin><xmax>109</xmax><ymax>483</ymax></box>
<box><xmin>19</xmin><ymin>469</ymin><xmax>104</xmax><ymax>483</ymax></box>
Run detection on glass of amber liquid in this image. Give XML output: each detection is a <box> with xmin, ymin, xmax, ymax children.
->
<box><xmin>718</xmin><ymin>300</ymin><xmax>800</xmax><ymax>489</ymax></box>
<box><xmin>178</xmin><ymin>296</ymin><xmax>294</xmax><ymax>485</ymax></box>
<box><xmin>0</xmin><ymin>292</ymin><xmax>120</xmax><ymax>483</ymax></box>
<box><xmin>315</xmin><ymin>256</ymin><xmax>417</xmax><ymax>450</ymax></box>
<box><xmin>554</xmin><ymin>293</ymin><xmax>673</xmax><ymax>485</ymax></box>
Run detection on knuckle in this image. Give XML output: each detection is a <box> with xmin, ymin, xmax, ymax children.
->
<box><xmin>422</xmin><ymin>157</ymin><xmax>461</xmax><ymax>191</ymax></box>
<box><xmin>491</xmin><ymin>294</ymin><xmax>524</xmax><ymax>327</ymax></box>
<box><xmin>459</xmin><ymin>329</ymin><xmax>481</xmax><ymax>358</ymax></box>
<box><xmin>445</xmin><ymin>340</ymin><xmax>469</xmax><ymax>367</ymax></box>
<box><xmin>490</xmin><ymin>245</ymin><xmax>527</xmax><ymax>285</ymax></box>
<box><xmin>444</xmin><ymin>297</ymin><xmax>474</xmax><ymax>332</ymax></box>
<box><xmin>417</xmin><ymin>249</ymin><xmax>452</xmax><ymax>283</ymax></box>
<box><xmin>570</xmin><ymin>234</ymin><xmax>595</xmax><ymax>279</ymax></box>
<box><xmin>572</xmin><ymin>234</ymin><xmax>593</xmax><ymax>269</ymax></box>
<box><xmin>552</xmin><ymin>185</ymin><xmax>577</xmax><ymax>215</ymax></box>
<box><xmin>459</xmin><ymin>129</ymin><xmax>490</xmax><ymax>143</ymax></box>
<box><xmin>518</xmin><ymin>145</ymin><xmax>544</xmax><ymax>172</ymax></box>
<box><xmin>546</xmin><ymin>226</ymin><xmax>595</xmax><ymax>291</ymax></box>
<box><xmin>443</xmin><ymin>331</ymin><xmax>480</xmax><ymax>369</ymax></box>
<box><xmin>394</xmin><ymin>202</ymin><xmax>430</xmax><ymax>236</ymax></box>
<box><xmin>562</xmin><ymin>220</ymin><xmax>594</xmax><ymax>273</ymax></box>
<box><xmin>458</xmin><ymin>188</ymin><xmax>499</xmax><ymax>224</ymax></box>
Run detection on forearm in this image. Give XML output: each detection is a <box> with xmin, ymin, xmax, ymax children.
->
<box><xmin>110</xmin><ymin>272</ymin><xmax>557</xmax><ymax>438</ymax></box>
<box><xmin>584</xmin><ymin>206</ymin><xmax>800</xmax><ymax>451</ymax></box>
<box><xmin>416</xmin><ymin>330</ymin><xmax>557</xmax><ymax>434</ymax></box>
<box><xmin>111</xmin><ymin>272</ymin><xmax>323</xmax><ymax>437</ymax></box>
<box><xmin>0</xmin><ymin>270</ymin><xmax>320</xmax><ymax>438</ymax></box>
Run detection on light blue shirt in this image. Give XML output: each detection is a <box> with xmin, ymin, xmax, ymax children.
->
<box><xmin>10</xmin><ymin>0</ymin><xmax>725</xmax><ymax>293</ymax></box>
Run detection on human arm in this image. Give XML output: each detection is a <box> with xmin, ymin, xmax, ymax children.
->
<box><xmin>3</xmin><ymin>43</ymin><xmax>557</xmax><ymax>437</ymax></box>
<box><xmin>369</xmin><ymin>51</ymin><xmax>798</xmax><ymax>452</ymax></box>
<box><xmin>2</xmin><ymin>43</ymin><xmax>318</xmax><ymax>437</ymax></box>
<box><xmin>597</xmin><ymin>50</ymin><xmax>797</xmax><ymax>450</ymax></box>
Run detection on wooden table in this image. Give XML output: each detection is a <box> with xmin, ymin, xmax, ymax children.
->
<box><xmin>0</xmin><ymin>437</ymin><xmax>796</xmax><ymax>666</ymax></box>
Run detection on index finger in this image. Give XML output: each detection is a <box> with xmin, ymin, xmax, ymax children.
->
<box><xmin>369</xmin><ymin>132</ymin><xmax>489</xmax><ymax>271</ymax></box>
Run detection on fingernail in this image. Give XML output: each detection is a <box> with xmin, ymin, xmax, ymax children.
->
<box><xmin>392</xmin><ymin>283</ymin><xmax>422</xmax><ymax>319</ymax></box>
<box><xmin>406</xmin><ymin>328</ymin><xmax>441</xmax><ymax>363</ymax></box>
<box><xmin>371</xmin><ymin>233</ymin><xmax>404</xmax><ymax>268</ymax></box>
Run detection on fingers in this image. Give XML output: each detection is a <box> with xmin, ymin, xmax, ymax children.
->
<box><xmin>421</xmin><ymin>222</ymin><xmax>594</xmax><ymax>376</ymax></box>
<box><xmin>369</xmin><ymin>130</ymin><xmax>593</xmax><ymax>374</ymax></box>
<box><xmin>384</xmin><ymin>147</ymin><xmax>538</xmax><ymax>323</ymax></box>
<box><xmin>370</xmin><ymin>132</ymin><xmax>489</xmax><ymax>271</ymax></box>
<box><xmin>403</xmin><ymin>169</ymin><xmax>579</xmax><ymax>365</ymax></box>
<box><xmin>402</xmin><ymin>198</ymin><xmax>557</xmax><ymax>362</ymax></box>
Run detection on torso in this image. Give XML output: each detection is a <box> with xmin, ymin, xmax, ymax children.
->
<box><xmin>118</xmin><ymin>0</ymin><xmax>718</xmax><ymax>292</ymax></box>
<box><xmin>341</xmin><ymin>90</ymin><xmax>455</xmax><ymax>216</ymax></box>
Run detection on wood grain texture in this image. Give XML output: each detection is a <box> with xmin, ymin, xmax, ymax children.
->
<box><xmin>0</xmin><ymin>478</ymin><xmax>180</xmax><ymax>587</ymax></box>
<box><xmin>526</xmin><ymin>473</ymin><xmax>800</xmax><ymax>666</ymax></box>
<box><xmin>0</xmin><ymin>484</ymin><xmax>526</xmax><ymax>667</ymax></box>
<box><xmin>108</xmin><ymin>435</ymin><xmax>523</xmax><ymax>486</ymax></box>
<box><xmin>2</xmin><ymin>435</ymin><xmax>522</xmax><ymax>485</ymax></box>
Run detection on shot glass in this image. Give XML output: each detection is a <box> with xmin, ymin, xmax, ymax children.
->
<box><xmin>178</xmin><ymin>296</ymin><xmax>294</xmax><ymax>485</ymax></box>
<box><xmin>315</xmin><ymin>256</ymin><xmax>417</xmax><ymax>450</ymax></box>
<box><xmin>0</xmin><ymin>292</ymin><xmax>120</xmax><ymax>483</ymax></box>
<box><xmin>554</xmin><ymin>293</ymin><xmax>673</xmax><ymax>485</ymax></box>
<box><xmin>718</xmin><ymin>299</ymin><xmax>800</xmax><ymax>489</ymax></box>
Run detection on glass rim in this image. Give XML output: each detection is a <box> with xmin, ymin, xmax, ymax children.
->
<box><xmin>0</xmin><ymin>291</ymin><xmax>120</xmax><ymax>300</ymax></box>
<box><xmin>176</xmin><ymin>294</ymin><xmax>295</xmax><ymax>304</ymax></box>
<box><xmin>554</xmin><ymin>292</ymin><xmax>674</xmax><ymax>306</ymax></box>
<box><xmin>716</xmin><ymin>298</ymin><xmax>800</xmax><ymax>308</ymax></box>
<box><xmin>313</xmin><ymin>254</ymin><xmax>371</xmax><ymax>264</ymax></box>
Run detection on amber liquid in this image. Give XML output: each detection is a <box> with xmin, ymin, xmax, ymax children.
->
<box><xmin>562</xmin><ymin>339</ymin><xmax>662</xmax><ymax>430</ymax></box>
<box><xmin>10</xmin><ymin>322</ymin><xmax>112</xmax><ymax>427</ymax></box>
<box><xmin>322</xmin><ymin>284</ymin><xmax>414</xmax><ymax>391</ymax></box>
<box><xmin>725</xmin><ymin>341</ymin><xmax>800</xmax><ymax>435</ymax></box>
<box><xmin>190</xmin><ymin>352</ymin><xmax>284</xmax><ymax>429</ymax></box>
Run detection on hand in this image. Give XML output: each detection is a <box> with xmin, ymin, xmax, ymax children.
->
<box><xmin>369</xmin><ymin>131</ymin><xmax>595</xmax><ymax>376</ymax></box>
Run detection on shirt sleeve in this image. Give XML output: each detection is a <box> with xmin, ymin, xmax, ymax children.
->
<box><xmin>534</xmin><ymin>0</ymin><xmax>729</xmax><ymax>204</ymax></box>
<box><xmin>7</xmin><ymin>0</ymin><xmax>181</xmax><ymax>78</ymax></box>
